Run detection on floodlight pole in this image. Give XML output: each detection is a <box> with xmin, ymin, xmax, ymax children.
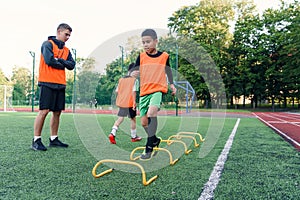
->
<box><xmin>175</xmin><ymin>43</ymin><xmax>178</xmax><ymax>82</ymax></box>
<box><xmin>72</xmin><ymin>48</ymin><xmax>77</xmax><ymax>113</ymax></box>
<box><xmin>119</xmin><ymin>45</ymin><xmax>124</xmax><ymax>75</ymax></box>
<box><xmin>29</xmin><ymin>51</ymin><xmax>35</xmax><ymax>112</ymax></box>
<box><xmin>175</xmin><ymin>44</ymin><xmax>179</xmax><ymax>116</ymax></box>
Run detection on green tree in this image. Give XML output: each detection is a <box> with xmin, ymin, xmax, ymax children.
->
<box><xmin>277</xmin><ymin>0</ymin><xmax>300</xmax><ymax>108</ymax></box>
<box><xmin>0</xmin><ymin>68</ymin><xmax>9</xmax><ymax>85</ymax></box>
<box><xmin>95</xmin><ymin>59</ymin><xmax>124</xmax><ymax>105</ymax></box>
<box><xmin>225</xmin><ymin>0</ymin><xmax>254</xmax><ymax>107</ymax></box>
<box><xmin>11</xmin><ymin>67</ymin><xmax>31</xmax><ymax>104</ymax></box>
<box><xmin>75</xmin><ymin>57</ymin><xmax>101</xmax><ymax>104</ymax></box>
<box><xmin>65</xmin><ymin>70</ymin><xmax>74</xmax><ymax>104</ymax></box>
<box><xmin>168</xmin><ymin>0</ymin><xmax>234</xmax><ymax>108</ymax></box>
<box><xmin>77</xmin><ymin>71</ymin><xmax>100</xmax><ymax>104</ymax></box>
<box><xmin>94</xmin><ymin>37</ymin><xmax>143</xmax><ymax>106</ymax></box>
<box><xmin>228</xmin><ymin>0</ymin><xmax>268</xmax><ymax>108</ymax></box>
<box><xmin>262</xmin><ymin>0</ymin><xmax>300</xmax><ymax>109</ymax></box>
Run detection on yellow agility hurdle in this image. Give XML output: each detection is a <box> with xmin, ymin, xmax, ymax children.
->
<box><xmin>161</xmin><ymin>139</ymin><xmax>192</xmax><ymax>154</ymax></box>
<box><xmin>167</xmin><ymin>135</ymin><xmax>200</xmax><ymax>147</ymax></box>
<box><xmin>130</xmin><ymin>147</ymin><xmax>179</xmax><ymax>165</ymax></box>
<box><xmin>177</xmin><ymin>132</ymin><xmax>205</xmax><ymax>143</ymax></box>
<box><xmin>92</xmin><ymin>159</ymin><xmax>158</xmax><ymax>186</ymax></box>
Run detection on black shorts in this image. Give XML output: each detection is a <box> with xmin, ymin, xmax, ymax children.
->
<box><xmin>39</xmin><ymin>85</ymin><xmax>65</xmax><ymax>111</ymax></box>
<box><xmin>117</xmin><ymin>107</ymin><xmax>136</xmax><ymax>119</ymax></box>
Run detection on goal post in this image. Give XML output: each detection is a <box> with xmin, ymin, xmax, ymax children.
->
<box><xmin>0</xmin><ymin>85</ymin><xmax>14</xmax><ymax>112</ymax></box>
<box><xmin>174</xmin><ymin>81</ymin><xmax>195</xmax><ymax>113</ymax></box>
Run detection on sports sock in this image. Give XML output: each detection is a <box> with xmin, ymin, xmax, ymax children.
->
<box><xmin>50</xmin><ymin>135</ymin><xmax>58</xmax><ymax>141</ymax></box>
<box><xmin>34</xmin><ymin>136</ymin><xmax>41</xmax><ymax>142</ymax></box>
<box><xmin>148</xmin><ymin>117</ymin><xmax>157</xmax><ymax>139</ymax></box>
<box><xmin>131</xmin><ymin>129</ymin><xmax>137</xmax><ymax>138</ymax></box>
<box><xmin>111</xmin><ymin>126</ymin><xmax>118</xmax><ymax>136</ymax></box>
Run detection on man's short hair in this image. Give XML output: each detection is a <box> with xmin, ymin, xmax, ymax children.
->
<box><xmin>57</xmin><ymin>23</ymin><xmax>72</xmax><ymax>32</ymax></box>
<box><xmin>141</xmin><ymin>29</ymin><xmax>157</xmax><ymax>39</ymax></box>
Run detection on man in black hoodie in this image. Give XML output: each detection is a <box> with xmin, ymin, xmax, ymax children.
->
<box><xmin>31</xmin><ymin>23</ymin><xmax>75</xmax><ymax>151</ymax></box>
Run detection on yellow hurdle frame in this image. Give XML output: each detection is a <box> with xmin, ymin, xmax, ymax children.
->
<box><xmin>160</xmin><ymin>139</ymin><xmax>192</xmax><ymax>154</ymax></box>
<box><xmin>177</xmin><ymin>132</ymin><xmax>205</xmax><ymax>143</ymax></box>
<box><xmin>167</xmin><ymin>135</ymin><xmax>200</xmax><ymax>147</ymax></box>
<box><xmin>92</xmin><ymin>133</ymin><xmax>205</xmax><ymax>186</ymax></box>
<box><xmin>92</xmin><ymin>159</ymin><xmax>158</xmax><ymax>186</ymax></box>
<box><xmin>130</xmin><ymin>147</ymin><xmax>179</xmax><ymax>165</ymax></box>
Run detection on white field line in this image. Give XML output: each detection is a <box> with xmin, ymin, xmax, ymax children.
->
<box><xmin>268</xmin><ymin>112</ymin><xmax>300</xmax><ymax>122</ymax></box>
<box><xmin>267</xmin><ymin>121</ymin><xmax>300</xmax><ymax>124</ymax></box>
<box><xmin>259</xmin><ymin>112</ymin><xmax>300</xmax><ymax>128</ymax></box>
<box><xmin>254</xmin><ymin>113</ymin><xmax>300</xmax><ymax>148</ymax></box>
<box><xmin>198</xmin><ymin>118</ymin><xmax>241</xmax><ymax>200</ymax></box>
<box><xmin>271</xmin><ymin>112</ymin><xmax>300</xmax><ymax>120</ymax></box>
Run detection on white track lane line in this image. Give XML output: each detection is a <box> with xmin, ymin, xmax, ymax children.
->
<box><xmin>198</xmin><ymin>118</ymin><xmax>241</xmax><ymax>200</ymax></box>
<box><xmin>254</xmin><ymin>113</ymin><xmax>300</xmax><ymax>148</ymax></box>
<box><xmin>265</xmin><ymin>112</ymin><xmax>300</xmax><ymax>123</ymax></box>
<box><xmin>257</xmin><ymin>112</ymin><xmax>300</xmax><ymax>128</ymax></box>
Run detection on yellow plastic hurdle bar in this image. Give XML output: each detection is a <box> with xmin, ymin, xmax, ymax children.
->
<box><xmin>130</xmin><ymin>147</ymin><xmax>179</xmax><ymax>165</ymax></box>
<box><xmin>177</xmin><ymin>132</ymin><xmax>205</xmax><ymax>143</ymax></box>
<box><xmin>167</xmin><ymin>134</ymin><xmax>200</xmax><ymax>147</ymax></box>
<box><xmin>92</xmin><ymin>159</ymin><xmax>158</xmax><ymax>186</ymax></box>
<box><xmin>161</xmin><ymin>139</ymin><xmax>192</xmax><ymax>154</ymax></box>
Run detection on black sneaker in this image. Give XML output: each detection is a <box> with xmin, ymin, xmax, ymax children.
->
<box><xmin>32</xmin><ymin>138</ymin><xmax>47</xmax><ymax>151</ymax></box>
<box><xmin>152</xmin><ymin>137</ymin><xmax>161</xmax><ymax>157</ymax></box>
<box><xmin>49</xmin><ymin>137</ymin><xmax>69</xmax><ymax>148</ymax></box>
<box><xmin>140</xmin><ymin>151</ymin><xmax>153</xmax><ymax>160</ymax></box>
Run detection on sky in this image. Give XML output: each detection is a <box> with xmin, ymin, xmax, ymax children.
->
<box><xmin>0</xmin><ymin>0</ymin><xmax>281</xmax><ymax>77</ymax></box>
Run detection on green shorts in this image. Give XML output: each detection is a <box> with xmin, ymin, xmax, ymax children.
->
<box><xmin>139</xmin><ymin>92</ymin><xmax>162</xmax><ymax>117</ymax></box>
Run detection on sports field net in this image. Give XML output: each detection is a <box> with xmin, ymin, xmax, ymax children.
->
<box><xmin>0</xmin><ymin>85</ymin><xmax>14</xmax><ymax>112</ymax></box>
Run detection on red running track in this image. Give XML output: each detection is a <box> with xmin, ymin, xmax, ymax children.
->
<box><xmin>2</xmin><ymin>108</ymin><xmax>184</xmax><ymax>115</ymax></box>
<box><xmin>254</xmin><ymin>112</ymin><xmax>300</xmax><ymax>151</ymax></box>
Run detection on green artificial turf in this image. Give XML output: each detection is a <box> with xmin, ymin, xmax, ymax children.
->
<box><xmin>0</xmin><ymin>112</ymin><xmax>299</xmax><ymax>200</ymax></box>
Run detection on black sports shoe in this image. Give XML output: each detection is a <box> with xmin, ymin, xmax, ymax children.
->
<box><xmin>49</xmin><ymin>137</ymin><xmax>69</xmax><ymax>148</ymax></box>
<box><xmin>140</xmin><ymin>144</ymin><xmax>154</xmax><ymax>160</ymax></box>
<box><xmin>140</xmin><ymin>151</ymin><xmax>153</xmax><ymax>160</ymax></box>
<box><xmin>32</xmin><ymin>138</ymin><xmax>47</xmax><ymax>151</ymax></box>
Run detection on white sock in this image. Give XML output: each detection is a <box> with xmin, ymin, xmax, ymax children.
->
<box><xmin>111</xmin><ymin>126</ymin><xmax>118</xmax><ymax>136</ymax></box>
<box><xmin>50</xmin><ymin>135</ymin><xmax>58</xmax><ymax>141</ymax></box>
<box><xmin>34</xmin><ymin>136</ymin><xmax>41</xmax><ymax>142</ymax></box>
<box><xmin>131</xmin><ymin>129</ymin><xmax>137</xmax><ymax>138</ymax></box>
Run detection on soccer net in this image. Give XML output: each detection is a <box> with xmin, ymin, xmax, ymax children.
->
<box><xmin>0</xmin><ymin>85</ymin><xmax>14</xmax><ymax>112</ymax></box>
<box><xmin>174</xmin><ymin>81</ymin><xmax>195</xmax><ymax>113</ymax></box>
